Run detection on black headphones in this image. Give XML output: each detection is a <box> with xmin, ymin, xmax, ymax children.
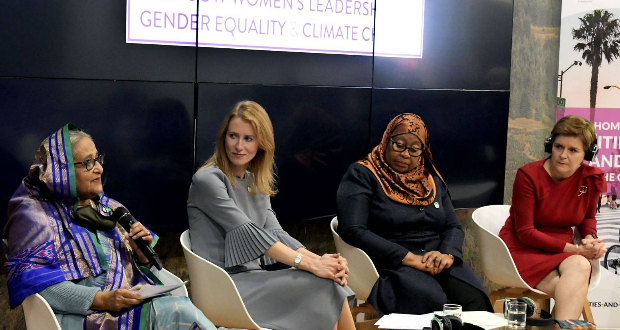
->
<box><xmin>504</xmin><ymin>297</ymin><xmax>555</xmax><ymax>327</ymax></box>
<box><xmin>429</xmin><ymin>315</ymin><xmax>485</xmax><ymax>330</ymax></box>
<box><xmin>544</xmin><ymin>136</ymin><xmax>599</xmax><ymax>161</ymax></box>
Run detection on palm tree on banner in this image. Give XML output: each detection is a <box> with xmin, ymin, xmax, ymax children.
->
<box><xmin>572</xmin><ymin>9</ymin><xmax>620</xmax><ymax>121</ymax></box>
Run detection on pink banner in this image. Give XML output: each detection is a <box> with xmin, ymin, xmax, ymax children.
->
<box><xmin>559</xmin><ymin>3</ymin><xmax>620</xmax><ymax>328</ymax></box>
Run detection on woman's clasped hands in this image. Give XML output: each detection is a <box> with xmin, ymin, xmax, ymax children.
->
<box><xmin>578</xmin><ymin>237</ymin><xmax>606</xmax><ymax>260</ymax></box>
<box><xmin>421</xmin><ymin>251</ymin><xmax>454</xmax><ymax>275</ymax></box>
<box><xmin>404</xmin><ymin>251</ymin><xmax>454</xmax><ymax>276</ymax></box>
<box><xmin>308</xmin><ymin>253</ymin><xmax>349</xmax><ymax>286</ymax></box>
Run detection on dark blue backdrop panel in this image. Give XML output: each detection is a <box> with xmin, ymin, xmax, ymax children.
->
<box><xmin>0</xmin><ymin>78</ymin><xmax>194</xmax><ymax>231</ymax></box>
<box><xmin>373</xmin><ymin>0</ymin><xmax>513</xmax><ymax>90</ymax></box>
<box><xmin>371</xmin><ymin>89</ymin><xmax>509</xmax><ymax>207</ymax></box>
<box><xmin>196</xmin><ymin>83</ymin><xmax>371</xmax><ymax>223</ymax></box>
<box><xmin>196</xmin><ymin>48</ymin><xmax>373</xmax><ymax>87</ymax></box>
<box><xmin>0</xmin><ymin>2</ymin><xmax>196</xmax><ymax>82</ymax></box>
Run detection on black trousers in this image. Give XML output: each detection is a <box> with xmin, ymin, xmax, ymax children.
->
<box><xmin>438</xmin><ymin>273</ymin><xmax>494</xmax><ymax>312</ymax></box>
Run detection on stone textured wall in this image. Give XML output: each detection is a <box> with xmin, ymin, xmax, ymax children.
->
<box><xmin>504</xmin><ymin>0</ymin><xmax>562</xmax><ymax>203</ymax></box>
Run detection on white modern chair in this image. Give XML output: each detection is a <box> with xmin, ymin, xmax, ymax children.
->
<box><xmin>22</xmin><ymin>268</ymin><xmax>187</xmax><ymax>330</ymax></box>
<box><xmin>472</xmin><ymin>205</ymin><xmax>597</xmax><ymax>322</ymax></box>
<box><xmin>330</xmin><ymin>217</ymin><xmax>379</xmax><ymax>320</ymax></box>
<box><xmin>180</xmin><ymin>230</ymin><xmax>271</xmax><ymax>330</ymax></box>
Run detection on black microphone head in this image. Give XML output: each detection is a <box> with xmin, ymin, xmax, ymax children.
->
<box><xmin>113</xmin><ymin>207</ymin><xmax>133</xmax><ymax>230</ymax></box>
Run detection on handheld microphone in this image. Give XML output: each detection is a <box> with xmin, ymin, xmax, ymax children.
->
<box><xmin>113</xmin><ymin>207</ymin><xmax>163</xmax><ymax>270</ymax></box>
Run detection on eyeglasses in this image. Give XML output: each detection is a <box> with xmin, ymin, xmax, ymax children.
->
<box><xmin>74</xmin><ymin>154</ymin><xmax>105</xmax><ymax>171</ymax></box>
<box><xmin>389</xmin><ymin>138</ymin><xmax>423</xmax><ymax>157</ymax></box>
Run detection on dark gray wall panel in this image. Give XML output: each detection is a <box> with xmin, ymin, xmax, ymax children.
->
<box><xmin>197</xmin><ymin>48</ymin><xmax>374</xmax><ymax>87</ymax></box>
<box><xmin>0</xmin><ymin>2</ymin><xmax>196</xmax><ymax>81</ymax></box>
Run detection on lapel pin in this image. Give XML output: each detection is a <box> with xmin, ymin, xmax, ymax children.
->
<box><xmin>578</xmin><ymin>186</ymin><xmax>587</xmax><ymax>196</ymax></box>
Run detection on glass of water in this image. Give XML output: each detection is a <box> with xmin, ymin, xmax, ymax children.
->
<box><xmin>443</xmin><ymin>303</ymin><xmax>462</xmax><ymax>322</ymax></box>
<box><xmin>507</xmin><ymin>301</ymin><xmax>527</xmax><ymax>329</ymax></box>
<box><xmin>503</xmin><ymin>298</ymin><xmax>519</xmax><ymax>319</ymax></box>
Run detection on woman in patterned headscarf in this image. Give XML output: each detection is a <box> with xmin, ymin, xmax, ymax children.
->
<box><xmin>336</xmin><ymin>113</ymin><xmax>492</xmax><ymax>315</ymax></box>
<box><xmin>3</xmin><ymin>124</ymin><xmax>215</xmax><ymax>330</ymax></box>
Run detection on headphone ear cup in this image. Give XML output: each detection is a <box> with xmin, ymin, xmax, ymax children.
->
<box><xmin>518</xmin><ymin>297</ymin><xmax>537</xmax><ymax>317</ymax></box>
<box><xmin>585</xmin><ymin>137</ymin><xmax>599</xmax><ymax>162</ymax></box>
<box><xmin>442</xmin><ymin>315</ymin><xmax>452</xmax><ymax>330</ymax></box>
<box><xmin>544</xmin><ymin>136</ymin><xmax>553</xmax><ymax>153</ymax></box>
<box><xmin>431</xmin><ymin>315</ymin><xmax>445</xmax><ymax>330</ymax></box>
<box><xmin>444</xmin><ymin>315</ymin><xmax>462</xmax><ymax>330</ymax></box>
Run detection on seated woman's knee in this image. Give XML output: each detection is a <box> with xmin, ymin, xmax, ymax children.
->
<box><xmin>414</xmin><ymin>283</ymin><xmax>447</xmax><ymax>309</ymax></box>
<box><xmin>418</xmin><ymin>292</ymin><xmax>446</xmax><ymax>312</ymax></box>
<box><xmin>563</xmin><ymin>255</ymin><xmax>591</xmax><ymax>274</ymax></box>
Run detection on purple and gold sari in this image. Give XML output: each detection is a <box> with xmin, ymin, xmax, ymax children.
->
<box><xmin>3</xmin><ymin>124</ymin><xmax>161</xmax><ymax>329</ymax></box>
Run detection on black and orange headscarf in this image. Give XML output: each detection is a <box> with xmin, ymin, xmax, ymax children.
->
<box><xmin>358</xmin><ymin>113</ymin><xmax>448</xmax><ymax>206</ymax></box>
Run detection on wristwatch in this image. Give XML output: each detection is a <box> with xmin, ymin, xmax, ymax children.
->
<box><xmin>293</xmin><ymin>253</ymin><xmax>302</xmax><ymax>268</ymax></box>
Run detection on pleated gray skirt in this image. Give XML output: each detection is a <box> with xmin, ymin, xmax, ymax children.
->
<box><xmin>231</xmin><ymin>268</ymin><xmax>355</xmax><ymax>330</ymax></box>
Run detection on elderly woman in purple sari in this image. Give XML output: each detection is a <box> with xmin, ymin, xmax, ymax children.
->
<box><xmin>3</xmin><ymin>124</ymin><xmax>215</xmax><ymax>330</ymax></box>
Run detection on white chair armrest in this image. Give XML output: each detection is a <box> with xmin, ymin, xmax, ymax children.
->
<box><xmin>22</xmin><ymin>293</ymin><xmax>61</xmax><ymax>330</ymax></box>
